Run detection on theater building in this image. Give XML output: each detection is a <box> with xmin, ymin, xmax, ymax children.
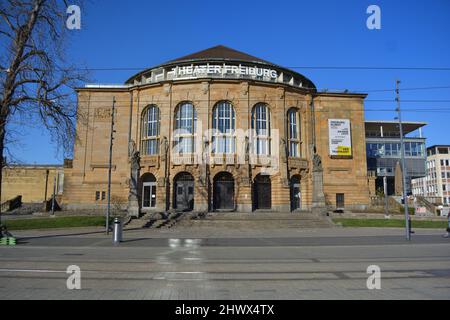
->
<box><xmin>62</xmin><ymin>45</ymin><xmax>372</xmax><ymax>215</ymax></box>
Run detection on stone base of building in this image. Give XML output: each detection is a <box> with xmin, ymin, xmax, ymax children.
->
<box><xmin>127</xmin><ymin>206</ymin><xmax>140</xmax><ymax>218</ymax></box>
<box><xmin>271</xmin><ymin>204</ymin><xmax>292</xmax><ymax>212</ymax></box>
<box><xmin>194</xmin><ymin>203</ymin><xmax>208</xmax><ymax>212</ymax></box>
<box><xmin>62</xmin><ymin>203</ymin><xmax>127</xmax><ymax>211</ymax></box>
<box><xmin>236</xmin><ymin>203</ymin><xmax>252</xmax><ymax>212</ymax></box>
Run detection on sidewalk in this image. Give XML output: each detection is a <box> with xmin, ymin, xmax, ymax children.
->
<box><xmin>9</xmin><ymin>225</ymin><xmax>446</xmax><ymax>240</ymax></box>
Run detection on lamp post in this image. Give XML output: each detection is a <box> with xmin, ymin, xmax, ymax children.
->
<box><xmin>396</xmin><ymin>80</ymin><xmax>411</xmax><ymax>240</ymax></box>
<box><xmin>106</xmin><ymin>97</ymin><xmax>116</xmax><ymax>234</ymax></box>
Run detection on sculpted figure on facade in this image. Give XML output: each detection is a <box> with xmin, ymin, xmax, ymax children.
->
<box><xmin>313</xmin><ymin>152</ymin><xmax>322</xmax><ymax>172</ymax></box>
<box><xmin>244</xmin><ymin>135</ymin><xmax>250</xmax><ymax>162</ymax></box>
<box><xmin>160</xmin><ymin>136</ymin><xmax>169</xmax><ymax>162</ymax></box>
<box><xmin>280</xmin><ymin>138</ymin><xmax>287</xmax><ymax>163</ymax></box>
<box><xmin>128</xmin><ymin>140</ymin><xmax>136</xmax><ymax>158</ymax></box>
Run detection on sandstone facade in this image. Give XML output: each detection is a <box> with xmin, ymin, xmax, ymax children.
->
<box><xmin>62</xmin><ymin>46</ymin><xmax>371</xmax><ymax>214</ymax></box>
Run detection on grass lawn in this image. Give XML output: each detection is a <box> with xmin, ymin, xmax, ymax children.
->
<box><xmin>2</xmin><ymin>216</ymin><xmax>111</xmax><ymax>231</ymax></box>
<box><xmin>333</xmin><ymin>218</ymin><xmax>448</xmax><ymax>229</ymax></box>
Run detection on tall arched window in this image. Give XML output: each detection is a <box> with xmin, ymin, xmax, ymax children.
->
<box><xmin>288</xmin><ymin>108</ymin><xmax>300</xmax><ymax>157</ymax></box>
<box><xmin>141</xmin><ymin>105</ymin><xmax>160</xmax><ymax>155</ymax></box>
<box><xmin>251</xmin><ymin>103</ymin><xmax>271</xmax><ymax>155</ymax></box>
<box><xmin>212</xmin><ymin>101</ymin><xmax>235</xmax><ymax>154</ymax></box>
<box><xmin>174</xmin><ymin>102</ymin><xmax>197</xmax><ymax>154</ymax></box>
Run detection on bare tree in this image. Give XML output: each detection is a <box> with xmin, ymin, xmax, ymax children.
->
<box><xmin>0</xmin><ymin>0</ymin><xmax>86</xmax><ymax>217</ymax></box>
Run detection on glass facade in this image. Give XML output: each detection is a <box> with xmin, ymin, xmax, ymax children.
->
<box><xmin>366</xmin><ymin>142</ymin><xmax>425</xmax><ymax>158</ymax></box>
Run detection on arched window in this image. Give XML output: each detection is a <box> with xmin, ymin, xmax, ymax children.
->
<box><xmin>212</xmin><ymin>101</ymin><xmax>235</xmax><ymax>154</ymax></box>
<box><xmin>288</xmin><ymin>108</ymin><xmax>300</xmax><ymax>157</ymax></box>
<box><xmin>174</xmin><ymin>102</ymin><xmax>197</xmax><ymax>154</ymax></box>
<box><xmin>141</xmin><ymin>105</ymin><xmax>160</xmax><ymax>155</ymax></box>
<box><xmin>251</xmin><ymin>103</ymin><xmax>271</xmax><ymax>155</ymax></box>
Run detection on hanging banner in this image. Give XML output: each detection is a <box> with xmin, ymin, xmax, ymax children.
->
<box><xmin>328</xmin><ymin>119</ymin><xmax>352</xmax><ymax>156</ymax></box>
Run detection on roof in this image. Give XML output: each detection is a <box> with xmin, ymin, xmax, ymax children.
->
<box><xmin>165</xmin><ymin>45</ymin><xmax>273</xmax><ymax>65</ymax></box>
<box><xmin>427</xmin><ymin>145</ymin><xmax>450</xmax><ymax>150</ymax></box>
<box><xmin>124</xmin><ymin>45</ymin><xmax>317</xmax><ymax>89</ymax></box>
<box><xmin>365</xmin><ymin>120</ymin><xmax>427</xmax><ymax>135</ymax></box>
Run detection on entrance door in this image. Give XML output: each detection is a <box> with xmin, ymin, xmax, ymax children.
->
<box><xmin>336</xmin><ymin>193</ymin><xmax>345</xmax><ymax>209</ymax></box>
<box><xmin>292</xmin><ymin>184</ymin><xmax>301</xmax><ymax>211</ymax></box>
<box><xmin>174</xmin><ymin>173</ymin><xmax>194</xmax><ymax>211</ymax></box>
<box><xmin>290</xmin><ymin>175</ymin><xmax>301</xmax><ymax>211</ymax></box>
<box><xmin>214</xmin><ymin>172</ymin><xmax>235</xmax><ymax>210</ymax></box>
<box><xmin>254</xmin><ymin>174</ymin><xmax>271</xmax><ymax>209</ymax></box>
<box><xmin>142</xmin><ymin>182</ymin><xmax>156</xmax><ymax>209</ymax></box>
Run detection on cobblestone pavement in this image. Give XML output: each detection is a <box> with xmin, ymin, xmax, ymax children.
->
<box><xmin>0</xmin><ymin>227</ymin><xmax>449</xmax><ymax>299</ymax></box>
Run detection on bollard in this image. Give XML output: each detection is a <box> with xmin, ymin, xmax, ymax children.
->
<box><xmin>112</xmin><ymin>217</ymin><xmax>122</xmax><ymax>244</ymax></box>
<box><xmin>408</xmin><ymin>217</ymin><xmax>415</xmax><ymax>234</ymax></box>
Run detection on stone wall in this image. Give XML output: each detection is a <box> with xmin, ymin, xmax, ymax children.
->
<box><xmin>1</xmin><ymin>166</ymin><xmax>63</xmax><ymax>204</ymax></box>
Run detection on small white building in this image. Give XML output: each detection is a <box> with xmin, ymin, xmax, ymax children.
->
<box><xmin>412</xmin><ymin>145</ymin><xmax>450</xmax><ymax>206</ymax></box>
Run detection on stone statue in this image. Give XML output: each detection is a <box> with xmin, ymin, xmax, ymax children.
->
<box><xmin>202</xmin><ymin>137</ymin><xmax>209</xmax><ymax>163</ymax></box>
<box><xmin>131</xmin><ymin>150</ymin><xmax>140</xmax><ymax>171</ymax></box>
<box><xmin>311</xmin><ymin>150</ymin><xmax>326</xmax><ymax>215</ymax></box>
<box><xmin>128</xmin><ymin>148</ymin><xmax>141</xmax><ymax>217</ymax></box>
<box><xmin>160</xmin><ymin>136</ymin><xmax>169</xmax><ymax>162</ymax></box>
<box><xmin>128</xmin><ymin>140</ymin><xmax>136</xmax><ymax>157</ymax></box>
<box><xmin>244</xmin><ymin>136</ymin><xmax>250</xmax><ymax>161</ymax></box>
<box><xmin>199</xmin><ymin>136</ymin><xmax>209</xmax><ymax>185</ymax></box>
<box><xmin>313</xmin><ymin>153</ymin><xmax>322</xmax><ymax>171</ymax></box>
<box><xmin>280</xmin><ymin>138</ymin><xmax>287</xmax><ymax>162</ymax></box>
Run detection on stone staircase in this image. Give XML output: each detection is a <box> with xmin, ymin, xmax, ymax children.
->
<box><xmin>125</xmin><ymin>211</ymin><xmax>190</xmax><ymax>230</ymax></box>
<box><xmin>4</xmin><ymin>202</ymin><xmax>42</xmax><ymax>216</ymax></box>
<box><xmin>176</xmin><ymin>211</ymin><xmax>336</xmax><ymax>229</ymax></box>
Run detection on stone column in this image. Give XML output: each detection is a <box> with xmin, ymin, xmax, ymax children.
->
<box><xmin>127</xmin><ymin>145</ymin><xmax>141</xmax><ymax>217</ymax></box>
<box><xmin>311</xmin><ymin>153</ymin><xmax>327</xmax><ymax>215</ymax></box>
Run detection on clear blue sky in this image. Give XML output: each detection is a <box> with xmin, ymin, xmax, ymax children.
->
<box><xmin>10</xmin><ymin>0</ymin><xmax>450</xmax><ymax>164</ymax></box>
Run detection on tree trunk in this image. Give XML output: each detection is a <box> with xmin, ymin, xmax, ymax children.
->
<box><xmin>0</xmin><ymin>119</ymin><xmax>4</xmax><ymax>219</ymax></box>
<box><xmin>0</xmin><ymin>0</ymin><xmax>44</xmax><ymax>220</ymax></box>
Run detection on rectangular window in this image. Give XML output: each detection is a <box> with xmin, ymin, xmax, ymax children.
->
<box><xmin>56</xmin><ymin>172</ymin><xmax>64</xmax><ymax>195</ymax></box>
<box><xmin>95</xmin><ymin>191</ymin><xmax>100</xmax><ymax>201</ymax></box>
<box><xmin>336</xmin><ymin>193</ymin><xmax>345</xmax><ymax>208</ymax></box>
<box><xmin>101</xmin><ymin>191</ymin><xmax>106</xmax><ymax>200</ymax></box>
<box><xmin>289</xmin><ymin>141</ymin><xmax>298</xmax><ymax>157</ymax></box>
<box><xmin>392</xmin><ymin>143</ymin><xmax>399</xmax><ymax>156</ymax></box>
<box><xmin>385</xmin><ymin>143</ymin><xmax>392</xmax><ymax>156</ymax></box>
<box><xmin>142</xmin><ymin>183</ymin><xmax>157</xmax><ymax>208</ymax></box>
<box><xmin>404</xmin><ymin>142</ymin><xmax>411</xmax><ymax>157</ymax></box>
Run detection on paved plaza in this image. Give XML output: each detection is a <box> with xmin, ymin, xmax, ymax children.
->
<box><xmin>0</xmin><ymin>226</ymin><xmax>449</xmax><ymax>300</ymax></box>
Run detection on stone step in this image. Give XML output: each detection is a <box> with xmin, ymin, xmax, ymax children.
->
<box><xmin>125</xmin><ymin>211</ymin><xmax>335</xmax><ymax>229</ymax></box>
<box><xmin>125</xmin><ymin>211</ymin><xmax>190</xmax><ymax>229</ymax></box>
<box><xmin>176</xmin><ymin>216</ymin><xmax>335</xmax><ymax>229</ymax></box>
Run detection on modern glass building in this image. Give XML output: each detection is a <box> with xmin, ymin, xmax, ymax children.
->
<box><xmin>365</xmin><ymin>120</ymin><xmax>427</xmax><ymax>195</ymax></box>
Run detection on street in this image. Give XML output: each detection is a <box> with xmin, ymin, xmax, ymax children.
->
<box><xmin>0</xmin><ymin>227</ymin><xmax>449</xmax><ymax>299</ymax></box>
